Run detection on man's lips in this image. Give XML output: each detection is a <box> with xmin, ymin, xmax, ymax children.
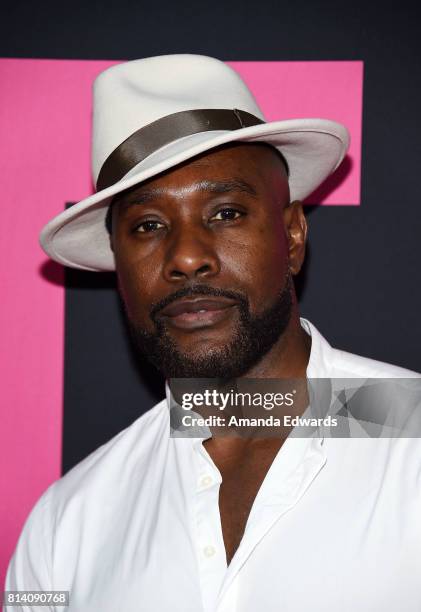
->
<box><xmin>157</xmin><ymin>296</ymin><xmax>238</xmax><ymax>330</ymax></box>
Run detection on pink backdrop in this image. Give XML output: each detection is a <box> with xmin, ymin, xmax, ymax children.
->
<box><xmin>0</xmin><ymin>58</ymin><xmax>363</xmax><ymax>587</ymax></box>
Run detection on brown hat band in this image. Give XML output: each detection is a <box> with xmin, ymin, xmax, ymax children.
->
<box><xmin>96</xmin><ymin>108</ymin><xmax>265</xmax><ymax>192</ymax></box>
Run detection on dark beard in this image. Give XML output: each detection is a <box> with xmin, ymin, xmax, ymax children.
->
<box><xmin>125</xmin><ymin>273</ymin><xmax>293</xmax><ymax>379</ymax></box>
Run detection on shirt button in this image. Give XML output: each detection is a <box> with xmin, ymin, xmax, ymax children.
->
<box><xmin>203</xmin><ymin>545</ymin><xmax>216</xmax><ymax>558</ymax></box>
<box><xmin>200</xmin><ymin>475</ymin><xmax>213</xmax><ymax>488</ymax></box>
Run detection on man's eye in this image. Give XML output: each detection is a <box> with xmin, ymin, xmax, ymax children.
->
<box><xmin>135</xmin><ymin>220</ymin><xmax>165</xmax><ymax>233</ymax></box>
<box><xmin>210</xmin><ymin>208</ymin><xmax>243</xmax><ymax>222</ymax></box>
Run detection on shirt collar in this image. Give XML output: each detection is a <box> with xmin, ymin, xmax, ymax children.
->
<box><xmin>300</xmin><ymin>317</ymin><xmax>334</xmax><ymax>378</ymax></box>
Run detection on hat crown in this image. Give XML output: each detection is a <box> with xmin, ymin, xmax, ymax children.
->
<box><xmin>91</xmin><ymin>54</ymin><xmax>265</xmax><ymax>182</ymax></box>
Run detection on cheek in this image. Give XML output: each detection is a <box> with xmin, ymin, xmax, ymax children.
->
<box><xmin>222</xmin><ymin>217</ymin><xmax>289</xmax><ymax>300</ymax></box>
<box><xmin>114</xmin><ymin>246</ymin><xmax>161</xmax><ymax>326</ymax></box>
<box><xmin>256</xmin><ymin>218</ymin><xmax>289</xmax><ymax>269</ymax></box>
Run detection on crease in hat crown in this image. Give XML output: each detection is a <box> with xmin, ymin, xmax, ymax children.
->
<box><xmin>39</xmin><ymin>53</ymin><xmax>350</xmax><ymax>272</ymax></box>
<box><xmin>92</xmin><ymin>54</ymin><xmax>265</xmax><ymax>186</ymax></box>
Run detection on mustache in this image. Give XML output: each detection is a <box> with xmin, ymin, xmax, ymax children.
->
<box><xmin>150</xmin><ymin>284</ymin><xmax>248</xmax><ymax>321</ymax></box>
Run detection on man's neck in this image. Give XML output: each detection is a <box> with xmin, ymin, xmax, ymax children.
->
<box><xmin>241</xmin><ymin>310</ymin><xmax>311</xmax><ymax>380</ymax></box>
<box><xmin>202</xmin><ymin>311</ymin><xmax>311</xmax><ymax>566</ymax></box>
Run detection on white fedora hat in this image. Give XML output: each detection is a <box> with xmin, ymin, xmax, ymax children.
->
<box><xmin>39</xmin><ymin>54</ymin><xmax>350</xmax><ymax>271</ymax></box>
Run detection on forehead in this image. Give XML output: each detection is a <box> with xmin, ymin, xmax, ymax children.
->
<box><xmin>114</xmin><ymin>142</ymin><xmax>289</xmax><ymax>204</ymax></box>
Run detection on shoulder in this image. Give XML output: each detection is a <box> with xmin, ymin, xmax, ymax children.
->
<box><xmin>51</xmin><ymin>398</ymin><xmax>168</xmax><ymax>504</ymax></box>
<box><xmin>5</xmin><ymin>399</ymin><xmax>169</xmax><ymax>590</ymax></box>
<box><xmin>331</xmin><ymin>347</ymin><xmax>421</xmax><ymax>378</ymax></box>
<box><xmin>301</xmin><ymin>318</ymin><xmax>421</xmax><ymax>379</ymax></box>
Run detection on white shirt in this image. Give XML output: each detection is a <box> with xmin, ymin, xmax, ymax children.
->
<box><xmin>5</xmin><ymin>319</ymin><xmax>421</xmax><ymax>612</ymax></box>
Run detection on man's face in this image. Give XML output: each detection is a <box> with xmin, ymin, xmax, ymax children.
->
<box><xmin>110</xmin><ymin>143</ymin><xmax>306</xmax><ymax>378</ymax></box>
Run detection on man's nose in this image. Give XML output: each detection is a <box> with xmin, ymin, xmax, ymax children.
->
<box><xmin>162</xmin><ymin>227</ymin><xmax>220</xmax><ymax>282</ymax></box>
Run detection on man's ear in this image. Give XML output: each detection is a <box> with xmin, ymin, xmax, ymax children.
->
<box><xmin>283</xmin><ymin>200</ymin><xmax>307</xmax><ymax>275</ymax></box>
<box><xmin>108</xmin><ymin>201</ymin><xmax>116</xmax><ymax>253</ymax></box>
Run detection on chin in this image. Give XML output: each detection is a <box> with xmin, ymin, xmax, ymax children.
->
<box><xmin>159</xmin><ymin>341</ymin><xmax>256</xmax><ymax>379</ymax></box>
<box><xmin>172</xmin><ymin>331</ymin><xmax>235</xmax><ymax>355</ymax></box>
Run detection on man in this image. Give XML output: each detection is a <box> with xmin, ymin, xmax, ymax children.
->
<box><xmin>5</xmin><ymin>55</ymin><xmax>421</xmax><ymax>611</ymax></box>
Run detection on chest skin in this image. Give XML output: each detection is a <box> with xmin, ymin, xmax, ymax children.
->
<box><xmin>203</xmin><ymin>437</ymin><xmax>285</xmax><ymax>565</ymax></box>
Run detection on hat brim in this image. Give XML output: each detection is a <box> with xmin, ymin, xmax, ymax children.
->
<box><xmin>39</xmin><ymin>118</ymin><xmax>349</xmax><ymax>271</ymax></box>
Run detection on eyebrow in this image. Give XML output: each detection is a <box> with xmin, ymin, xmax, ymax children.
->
<box><xmin>119</xmin><ymin>178</ymin><xmax>259</xmax><ymax>207</ymax></box>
